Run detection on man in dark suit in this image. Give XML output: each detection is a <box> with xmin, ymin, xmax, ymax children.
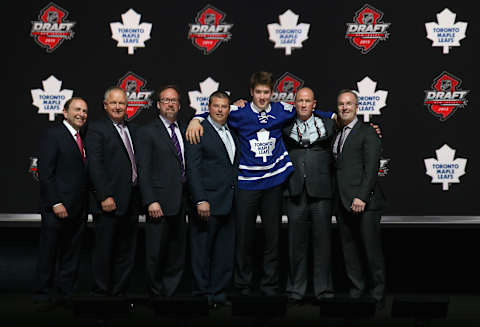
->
<box><xmin>34</xmin><ymin>97</ymin><xmax>88</xmax><ymax>311</ymax></box>
<box><xmin>333</xmin><ymin>89</ymin><xmax>387</xmax><ymax>309</ymax></box>
<box><xmin>282</xmin><ymin>87</ymin><xmax>335</xmax><ymax>304</ymax></box>
<box><xmin>136</xmin><ymin>85</ymin><xmax>188</xmax><ymax>297</ymax></box>
<box><xmin>86</xmin><ymin>87</ymin><xmax>139</xmax><ymax>297</ymax></box>
<box><xmin>186</xmin><ymin>91</ymin><xmax>240</xmax><ymax>307</ymax></box>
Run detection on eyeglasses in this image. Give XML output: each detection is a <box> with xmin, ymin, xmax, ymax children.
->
<box><xmin>159</xmin><ymin>98</ymin><xmax>179</xmax><ymax>104</ymax></box>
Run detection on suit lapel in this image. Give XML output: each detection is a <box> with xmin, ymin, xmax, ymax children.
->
<box><xmin>156</xmin><ymin>118</ymin><xmax>181</xmax><ymax>162</ymax></box>
<box><xmin>340</xmin><ymin>121</ymin><xmax>361</xmax><ymax>155</ymax></box>
<box><xmin>204</xmin><ymin>120</ymin><xmax>233</xmax><ymax>165</ymax></box>
<box><xmin>60</xmin><ymin>122</ymin><xmax>85</xmax><ymax>164</ymax></box>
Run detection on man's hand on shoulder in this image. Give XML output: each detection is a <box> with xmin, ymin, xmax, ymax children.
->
<box><xmin>233</xmin><ymin>99</ymin><xmax>247</xmax><ymax>107</ymax></box>
<box><xmin>370</xmin><ymin>123</ymin><xmax>382</xmax><ymax>138</ymax></box>
<box><xmin>186</xmin><ymin>119</ymin><xmax>203</xmax><ymax>144</ymax></box>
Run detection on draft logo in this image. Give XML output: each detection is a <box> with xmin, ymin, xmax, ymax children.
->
<box><xmin>116</xmin><ymin>72</ymin><xmax>153</xmax><ymax>120</ymax></box>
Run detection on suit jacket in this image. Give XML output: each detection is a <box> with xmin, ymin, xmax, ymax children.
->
<box><xmin>85</xmin><ymin>117</ymin><xmax>139</xmax><ymax>216</ymax></box>
<box><xmin>282</xmin><ymin>117</ymin><xmax>335</xmax><ymax>199</ymax></box>
<box><xmin>39</xmin><ymin>122</ymin><xmax>88</xmax><ymax>219</ymax></box>
<box><xmin>136</xmin><ymin>117</ymin><xmax>187</xmax><ymax>216</ymax></box>
<box><xmin>334</xmin><ymin>120</ymin><xmax>386</xmax><ymax>212</ymax></box>
<box><xmin>186</xmin><ymin>119</ymin><xmax>240</xmax><ymax>216</ymax></box>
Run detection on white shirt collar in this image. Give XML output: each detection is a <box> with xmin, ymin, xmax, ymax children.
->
<box><xmin>250</xmin><ymin>102</ymin><xmax>271</xmax><ymax>114</ymax></box>
<box><xmin>63</xmin><ymin>120</ymin><xmax>78</xmax><ymax>137</ymax></box>
<box><xmin>159</xmin><ymin>114</ymin><xmax>177</xmax><ymax>129</ymax></box>
<box><xmin>296</xmin><ymin>114</ymin><xmax>314</xmax><ymax>126</ymax></box>
<box><xmin>344</xmin><ymin>116</ymin><xmax>358</xmax><ymax>130</ymax></box>
<box><xmin>207</xmin><ymin>115</ymin><xmax>228</xmax><ymax>131</ymax></box>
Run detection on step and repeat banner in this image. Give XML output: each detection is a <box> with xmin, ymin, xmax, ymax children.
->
<box><xmin>5</xmin><ymin>0</ymin><xmax>476</xmax><ymax>216</ymax></box>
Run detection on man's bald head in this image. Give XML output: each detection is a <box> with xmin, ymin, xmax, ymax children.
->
<box><xmin>294</xmin><ymin>87</ymin><xmax>317</xmax><ymax>121</ymax></box>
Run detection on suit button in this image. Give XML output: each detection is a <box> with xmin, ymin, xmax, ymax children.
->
<box><xmin>231</xmin><ymin>185</ymin><xmax>234</xmax><ymax>189</ymax></box>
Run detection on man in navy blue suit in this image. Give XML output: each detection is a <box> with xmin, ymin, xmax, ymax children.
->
<box><xmin>34</xmin><ymin>97</ymin><xmax>88</xmax><ymax>311</ymax></box>
<box><xmin>186</xmin><ymin>91</ymin><xmax>240</xmax><ymax>307</ymax></box>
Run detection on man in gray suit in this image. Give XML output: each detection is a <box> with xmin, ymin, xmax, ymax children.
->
<box><xmin>333</xmin><ymin>89</ymin><xmax>387</xmax><ymax>310</ymax></box>
<box><xmin>282</xmin><ymin>87</ymin><xmax>335</xmax><ymax>304</ymax></box>
<box><xmin>186</xmin><ymin>91</ymin><xmax>240</xmax><ymax>307</ymax></box>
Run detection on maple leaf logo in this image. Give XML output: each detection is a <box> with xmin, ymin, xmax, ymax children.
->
<box><xmin>188</xmin><ymin>77</ymin><xmax>229</xmax><ymax>114</ymax></box>
<box><xmin>353</xmin><ymin>76</ymin><xmax>388</xmax><ymax>122</ymax></box>
<box><xmin>249</xmin><ymin>129</ymin><xmax>276</xmax><ymax>162</ymax></box>
<box><xmin>267</xmin><ymin>10</ymin><xmax>310</xmax><ymax>55</ymax></box>
<box><xmin>424</xmin><ymin>144</ymin><xmax>467</xmax><ymax>191</ymax></box>
<box><xmin>110</xmin><ymin>9</ymin><xmax>152</xmax><ymax>54</ymax></box>
<box><xmin>425</xmin><ymin>8</ymin><xmax>467</xmax><ymax>54</ymax></box>
<box><xmin>31</xmin><ymin>75</ymin><xmax>73</xmax><ymax>121</ymax></box>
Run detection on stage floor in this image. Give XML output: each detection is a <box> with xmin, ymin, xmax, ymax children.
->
<box><xmin>1</xmin><ymin>293</ymin><xmax>479</xmax><ymax>326</ymax></box>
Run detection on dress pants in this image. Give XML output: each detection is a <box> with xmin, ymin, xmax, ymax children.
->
<box><xmin>190</xmin><ymin>212</ymin><xmax>235</xmax><ymax>304</ymax></box>
<box><xmin>286</xmin><ymin>192</ymin><xmax>333</xmax><ymax>300</ymax></box>
<box><xmin>91</xmin><ymin>188</ymin><xmax>139</xmax><ymax>296</ymax></box>
<box><xmin>336</xmin><ymin>204</ymin><xmax>385</xmax><ymax>301</ymax></box>
<box><xmin>145</xmin><ymin>196</ymin><xmax>187</xmax><ymax>297</ymax></box>
<box><xmin>34</xmin><ymin>210</ymin><xmax>86</xmax><ymax>303</ymax></box>
<box><xmin>234</xmin><ymin>184</ymin><xmax>283</xmax><ymax>295</ymax></box>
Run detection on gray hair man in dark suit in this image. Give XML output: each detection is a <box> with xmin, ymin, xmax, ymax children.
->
<box><xmin>333</xmin><ymin>89</ymin><xmax>387</xmax><ymax>310</ymax></box>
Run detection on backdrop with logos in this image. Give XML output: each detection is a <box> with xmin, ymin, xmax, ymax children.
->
<box><xmin>4</xmin><ymin>0</ymin><xmax>476</xmax><ymax>217</ymax></box>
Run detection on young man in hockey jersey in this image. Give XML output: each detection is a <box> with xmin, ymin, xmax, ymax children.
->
<box><xmin>186</xmin><ymin>71</ymin><xmax>333</xmax><ymax>296</ymax></box>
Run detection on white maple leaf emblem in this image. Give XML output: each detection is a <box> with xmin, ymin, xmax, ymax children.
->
<box><xmin>353</xmin><ymin>76</ymin><xmax>388</xmax><ymax>122</ymax></box>
<box><xmin>249</xmin><ymin>129</ymin><xmax>276</xmax><ymax>162</ymax></box>
<box><xmin>110</xmin><ymin>9</ymin><xmax>152</xmax><ymax>54</ymax></box>
<box><xmin>31</xmin><ymin>75</ymin><xmax>73</xmax><ymax>121</ymax></box>
<box><xmin>424</xmin><ymin>144</ymin><xmax>467</xmax><ymax>191</ymax></box>
<box><xmin>267</xmin><ymin>10</ymin><xmax>310</xmax><ymax>55</ymax></box>
<box><xmin>188</xmin><ymin>77</ymin><xmax>229</xmax><ymax>114</ymax></box>
<box><xmin>425</xmin><ymin>8</ymin><xmax>467</xmax><ymax>54</ymax></box>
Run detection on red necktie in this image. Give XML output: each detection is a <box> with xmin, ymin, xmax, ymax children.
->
<box><xmin>75</xmin><ymin>132</ymin><xmax>85</xmax><ymax>162</ymax></box>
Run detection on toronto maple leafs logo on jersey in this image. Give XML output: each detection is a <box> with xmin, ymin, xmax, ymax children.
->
<box><xmin>110</xmin><ymin>9</ymin><xmax>152</xmax><ymax>54</ymax></box>
<box><xmin>271</xmin><ymin>72</ymin><xmax>304</xmax><ymax>105</ymax></box>
<box><xmin>353</xmin><ymin>76</ymin><xmax>388</xmax><ymax>122</ymax></box>
<box><xmin>30</xmin><ymin>2</ymin><xmax>76</xmax><ymax>52</ymax></box>
<box><xmin>116</xmin><ymin>72</ymin><xmax>153</xmax><ymax>120</ymax></box>
<box><xmin>424</xmin><ymin>71</ymin><xmax>469</xmax><ymax>121</ymax></box>
<box><xmin>31</xmin><ymin>75</ymin><xmax>73</xmax><ymax>121</ymax></box>
<box><xmin>345</xmin><ymin>4</ymin><xmax>390</xmax><ymax>54</ymax></box>
<box><xmin>424</xmin><ymin>144</ymin><xmax>467</xmax><ymax>191</ymax></box>
<box><xmin>249</xmin><ymin>129</ymin><xmax>276</xmax><ymax>162</ymax></box>
<box><xmin>425</xmin><ymin>8</ymin><xmax>467</xmax><ymax>54</ymax></box>
<box><xmin>188</xmin><ymin>5</ymin><xmax>233</xmax><ymax>55</ymax></box>
<box><xmin>267</xmin><ymin>10</ymin><xmax>310</xmax><ymax>55</ymax></box>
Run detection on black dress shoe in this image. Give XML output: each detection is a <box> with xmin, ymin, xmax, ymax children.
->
<box><xmin>287</xmin><ymin>297</ymin><xmax>303</xmax><ymax>307</ymax></box>
<box><xmin>375</xmin><ymin>298</ymin><xmax>386</xmax><ymax>311</ymax></box>
<box><xmin>35</xmin><ymin>302</ymin><xmax>56</xmax><ymax>312</ymax></box>
<box><xmin>349</xmin><ymin>289</ymin><xmax>365</xmax><ymax>299</ymax></box>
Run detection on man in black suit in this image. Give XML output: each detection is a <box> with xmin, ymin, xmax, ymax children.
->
<box><xmin>137</xmin><ymin>85</ymin><xmax>188</xmax><ymax>297</ymax></box>
<box><xmin>34</xmin><ymin>97</ymin><xmax>88</xmax><ymax>311</ymax></box>
<box><xmin>282</xmin><ymin>87</ymin><xmax>335</xmax><ymax>304</ymax></box>
<box><xmin>333</xmin><ymin>89</ymin><xmax>387</xmax><ymax>309</ymax></box>
<box><xmin>186</xmin><ymin>91</ymin><xmax>240</xmax><ymax>307</ymax></box>
<box><xmin>86</xmin><ymin>87</ymin><xmax>139</xmax><ymax>297</ymax></box>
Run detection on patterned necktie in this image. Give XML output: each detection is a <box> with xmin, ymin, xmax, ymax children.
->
<box><xmin>169</xmin><ymin>123</ymin><xmax>185</xmax><ymax>179</ymax></box>
<box><xmin>75</xmin><ymin>132</ymin><xmax>85</xmax><ymax>162</ymax></box>
<box><xmin>118</xmin><ymin>124</ymin><xmax>137</xmax><ymax>184</ymax></box>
